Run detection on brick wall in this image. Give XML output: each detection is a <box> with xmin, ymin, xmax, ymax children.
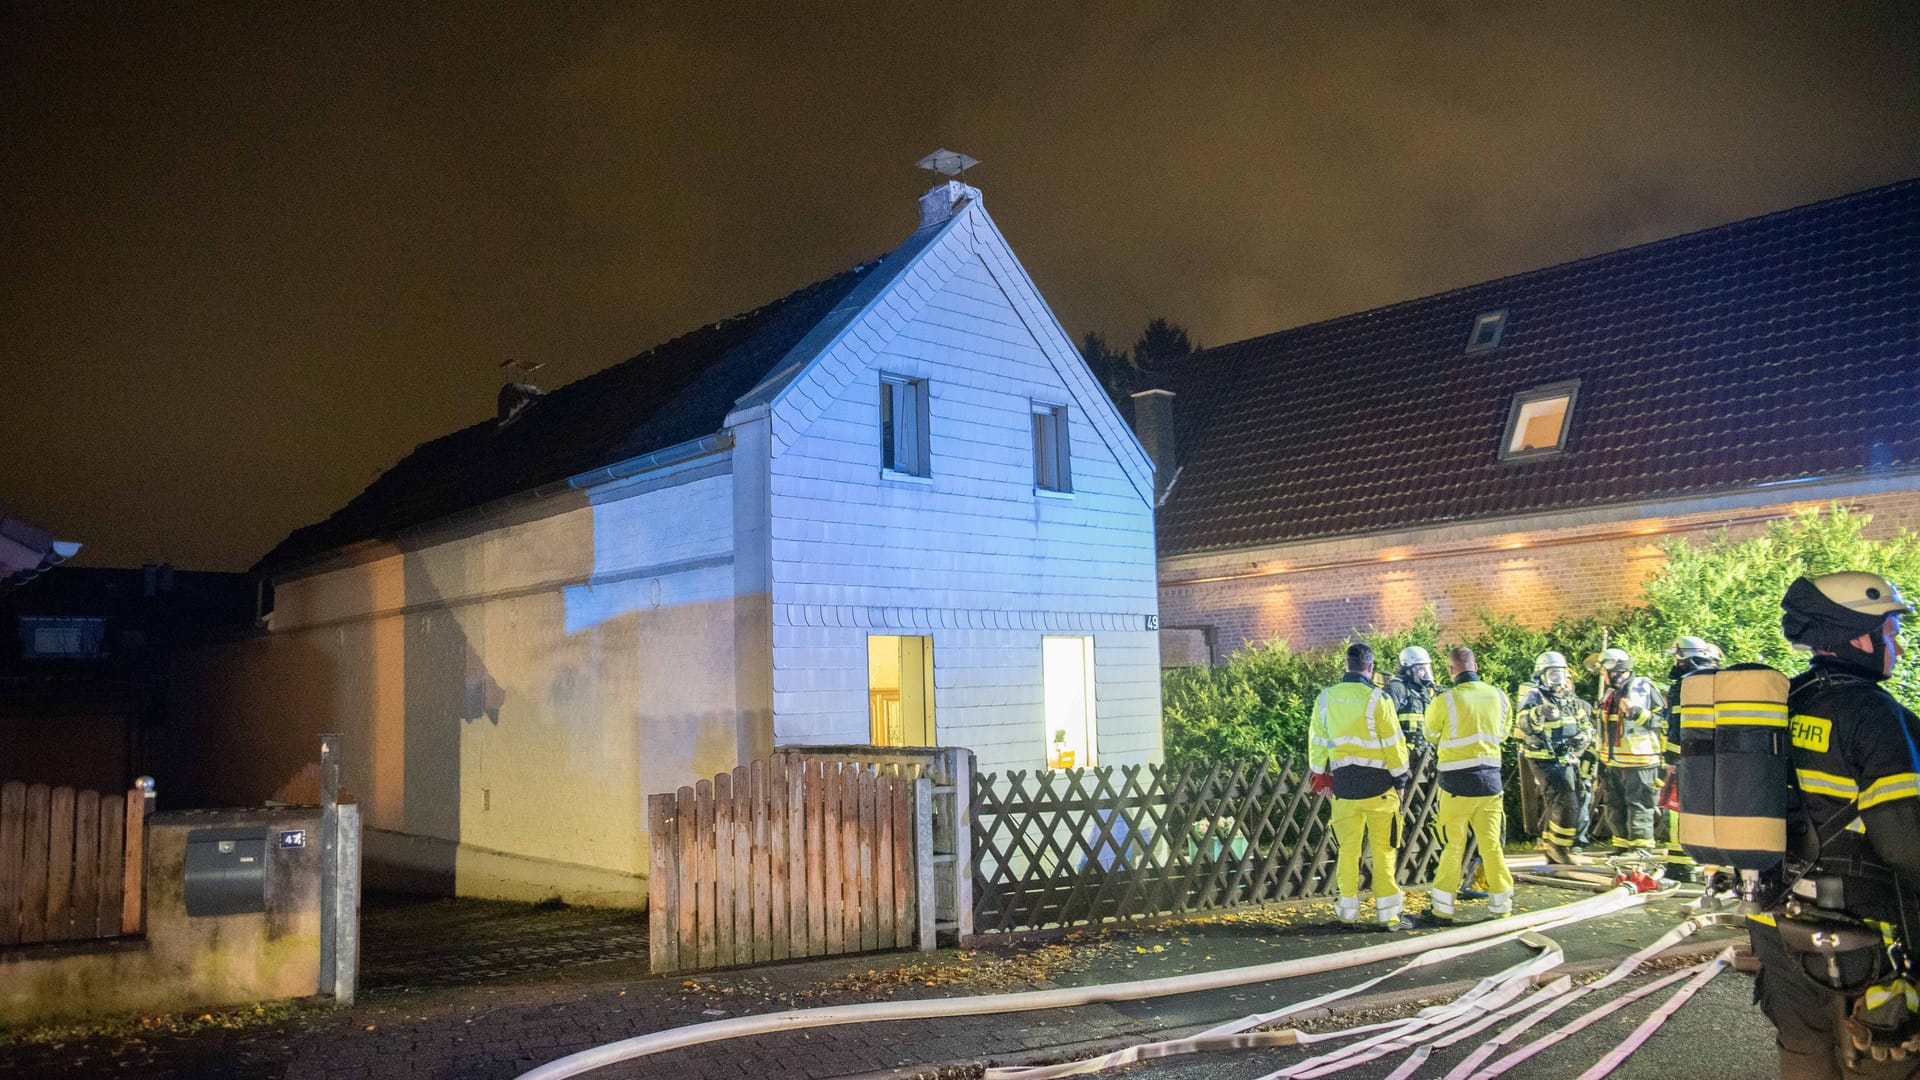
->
<box><xmin>1159</xmin><ymin>488</ymin><xmax>1920</xmax><ymax>661</ymax></box>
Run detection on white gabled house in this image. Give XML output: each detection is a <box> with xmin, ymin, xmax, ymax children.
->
<box><xmin>171</xmin><ymin>179</ymin><xmax>1163</xmax><ymax>905</ymax></box>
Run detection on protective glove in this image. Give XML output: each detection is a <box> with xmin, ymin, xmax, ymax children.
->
<box><xmin>1310</xmin><ymin>772</ymin><xmax>1334</xmax><ymax>796</ymax></box>
<box><xmin>1658</xmin><ymin>768</ymin><xmax>1680</xmax><ymax>813</ymax></box>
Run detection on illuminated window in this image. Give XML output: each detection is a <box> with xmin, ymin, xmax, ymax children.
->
<box><xmin>879</xmin><ymin>375</ymin><xmax>930</xmax><ymax>477</ymax></box>
<box><xmin>1031</xmin><ymin>402</ymin><xmax>1071</xmax><ymax>493</ymax></box>
<box><xmin>1500</xmin><ymin>380</ymin><xmax>1580</xmax><ymax>460</ymax></box>
<box><xmin>1465</xmin><ymin>310</ymin><xmax>1507</xmax><ymax>353</ymax></box>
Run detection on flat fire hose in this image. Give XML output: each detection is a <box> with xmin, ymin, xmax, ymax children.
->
<box><xmin>1444</xmin><ymin>913</ymin><xmax>1733</xmax><ymax>1080</ymax></box>
<box><xmin>1570</xmin><ymin>947</ymin><xmax>1733</xmax><ymax>1080</ymax></box>
<box><xmin>513</xmin><ymin>886</ymin><xmax>1648</xmax><ymax>1080</ymax></box>
<box><xmin>988</xmin><ymin>888</ymin><xmax>1655</xmax><ymax>1080</ymax></box>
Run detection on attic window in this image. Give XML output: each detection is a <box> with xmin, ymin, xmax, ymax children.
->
<box><xmin>1500</xmin><ymin>380</ymin><xmax>1579</xmax><ymax>461</ymax></box>
<box><xmin>1465</xmin><ymin>310</ymin><xmax>1507</xmax><ymax>353</ymax></box>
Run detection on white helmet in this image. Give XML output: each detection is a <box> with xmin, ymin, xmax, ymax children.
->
<box><xmin>1399</xmin><ymin>646</ymin><xmax>1432</xmax><ymax>668</ymax></box>
<box><xmin>1598</xmin><ymin>647</ymin><xmax>1633</xmax><ymax>672</ymax></box>
<box><xmin>1672</xmin><ymin>636</ymin><xmax>1720</xmax><ymax>662</ymax></box>
<box><xmin>1534</xmin><ymin>651</ymin><xmax>1569</xmax><ymax>675</ymax></box>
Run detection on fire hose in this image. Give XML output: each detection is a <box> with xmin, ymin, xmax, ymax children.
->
<box><xmin>514</xmin><ymin>885</ymin><xmax>1651</xmax><ymax>1080</ymax></box>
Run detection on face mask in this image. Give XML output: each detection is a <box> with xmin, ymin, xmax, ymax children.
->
<box><xmin>1541</xmin><ymin>668</ymin><xmax>1568</xmax><ymax>689</ymax></box>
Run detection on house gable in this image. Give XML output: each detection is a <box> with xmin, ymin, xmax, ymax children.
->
<box><xmin>733</xmin><ymin>195</ymin><xmax>1155</xmax><ymax>507</ymax></box>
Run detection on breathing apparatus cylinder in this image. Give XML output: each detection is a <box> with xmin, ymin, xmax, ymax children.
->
<box><xmin>1677</xmin><ymin>663</ymin><xmax>1793</xmax><ymax>902</ymax></box>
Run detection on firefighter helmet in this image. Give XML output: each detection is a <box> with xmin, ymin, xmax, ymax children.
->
<box><xmin>1672</xmin><ymin>636</ymin><xmax>1720</xmax><ymax>662</ymax></box>
<box><xmin>1598</xmin><ymin>647</ymin><xmax>1633</xmax><ymax>672</ymax></box>
<box><xmin>1398</xmin><ymin>646</ymin><xmax>1432</xmax><ymax>668</ymax></box>
<box><xmin>1534</xmin><ymin>651</ymin><xmax>1569</xmax><ymax>675</ymax></box>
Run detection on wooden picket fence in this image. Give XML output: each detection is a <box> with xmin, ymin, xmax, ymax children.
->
<box><xmin>647</xmin><ymin>756</ymin><xmax>926</xmax><ymax>974</ymax></box>
<box><xmin>0</xmin><ymin>781</ymin><xmax>149</xmax><ymax>946</ymax></box>
<box><xmin>970</xmin><ymin>753</ymin><xmax>1453</xmax><ymax>934</ymax></box>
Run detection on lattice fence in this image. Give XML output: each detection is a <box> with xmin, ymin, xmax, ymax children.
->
<box><xmin>971</xmin><ymin>753</ymin><xmax>1459</xmax><ymax>934</ymax></box>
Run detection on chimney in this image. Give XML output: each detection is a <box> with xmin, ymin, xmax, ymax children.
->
<box><xmin>918</xmin><ymin>180</ymin><xmax>981</xmax><ymax>230</ymax></box>
<box><xmin>1129</xmin><ymin>388</ymin><xmax>1178</xmax><ymax>506</ymax></box>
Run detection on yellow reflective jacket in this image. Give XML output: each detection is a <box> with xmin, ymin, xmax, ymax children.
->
<box><xmin>1424</xmin><ymin>675</ymin><xmax>1511</xmax><ymax>796</ymax></box>
<box><xmin>1309</xmin><ymin>674</ymin><xmax>1409</xmax><ymax>800</ymax></box>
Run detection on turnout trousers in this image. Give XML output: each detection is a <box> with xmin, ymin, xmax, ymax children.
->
<box><xmin>1517</xmin><ymin>757</ymin><xmax>1549</xmax><ymax>838</ymax></box>
<box><xmin>1431</xmin><ymin>792</ymin><xmax>1514</xmax><ymax>917</ymax></box>
<box><xmin>1329</xmin><ymin>790</ymin><xmax>1404</xmax><ymax>925</ymax></box>
<box><xmin>1530</xmin><ymin>760</ymin><xmax>1581</xmax><ymax>854</ymax></box>
<box><xmin>1601</xmin><ymin>764</ymin><xmax>1660</xmax><ymax>850</ymax></box>
<box><xmin>1751</xmin><ymin>922</ymin><xmax>1920</xmax><ymax>1080</ymax></box>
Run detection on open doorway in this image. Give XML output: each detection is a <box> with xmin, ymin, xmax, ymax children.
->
<box><xmin>867</xmin><ymin>635</ymin><xmax>935</xmax><ymax>747</ymax></box>
<box><xmin>1043</xmin><ymin>636</ymin><xmax>1096</xmax><ymax>769</ymax></box>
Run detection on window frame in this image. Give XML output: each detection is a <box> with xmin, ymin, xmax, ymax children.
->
<box><xmin>879</xmin><ymin>374</ymin><xmax>931</xmax><ymax>479</ymax></box>
<box><xmin>1030</xmin><ymin>401</ymin><xmax>1072</xmax><ymax>495</ymax></box>
<box><xmin>1498</xmin><ymin>378</ymin><xmax>1581</xmax><ymax>462</ymax></box>
<box><xmin>1465</xmin><ymin>309</ymin><xmax>1508</xmax><ymax>354</ymax></box>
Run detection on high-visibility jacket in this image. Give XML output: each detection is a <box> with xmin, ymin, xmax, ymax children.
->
<box><xmin>1597</xmin><ymin>675</ymin><xmax>1666</xmax><ymax>768</ymax></box>
<box><xmin>1423</xmin><ymin>674</ymin><xmax>1510</xmax><ymax>797</ymax></box>
<box><xmin>1310</xmin><ymin>674</ymin><xmax>1409</xmax><ymax>800</ymax></box>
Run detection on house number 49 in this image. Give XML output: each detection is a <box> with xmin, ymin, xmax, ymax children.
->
<box><xmin>1145</xmin><ymin>614</ymin><xmax>1159</xmax><ymax>630</ymax></box>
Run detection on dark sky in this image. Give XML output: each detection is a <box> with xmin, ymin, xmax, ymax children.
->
<box><xmin>6</xmin><ymin>2</ymin><xmax>1918</xmax><ymax>571</ymax></box>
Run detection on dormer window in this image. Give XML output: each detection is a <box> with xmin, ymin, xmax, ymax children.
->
<box><xmin>1500</xmin><ymin>380</ymin><xmax>1579</xmax><ymax>461</ymax></box>
<box><xmin>1465</xmin><ymin>310</ymin><xmax>1507</xmax><ymax>353</ymax></box>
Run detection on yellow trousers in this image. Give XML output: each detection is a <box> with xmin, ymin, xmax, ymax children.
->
<box><xmin>1330</xmin><ymin>790</ymin><xmax>1403</xmax><ymax>923</ymax></box>
<box><xmin>1432</xmin><ymin>792</ymin><xmax>1515</xmax><ymax>916</ymax></box>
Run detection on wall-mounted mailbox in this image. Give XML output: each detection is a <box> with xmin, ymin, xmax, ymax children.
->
<box><xmin>184</xmin><ymin>828</ymin><xmax>267</xmax><ymax>916</ymax></box>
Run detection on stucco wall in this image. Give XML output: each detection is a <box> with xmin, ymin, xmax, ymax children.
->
<box><xmin>760</xmin><ymin>210</ymin><xmax>1163</xmax><ymax>774</ymax></box>
<box><xmin>1159</xmin><ymin>485</ymin><xmax>1920</xmax><ymax>660</ymax></box>
<box><xmin>167</xmin><ymin>463</ymin><xmax>745</xmax><ymax>905</ymax></box>
<box><xmin>0</xmin><ymin>807</ymin><xmax>322</xmax><ymax>1025</ymax></box>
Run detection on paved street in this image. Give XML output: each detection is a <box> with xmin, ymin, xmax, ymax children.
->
<box><xmin>0</xmin><ymin>884</ymin><xmax>1775</xmax><ymax>1080</ymax></box>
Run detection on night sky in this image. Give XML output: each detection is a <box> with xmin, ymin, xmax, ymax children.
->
<box><xmin>6</xmin><ymin>3</ymin><xmax>1918</xmax><ymax>571</ymax></box>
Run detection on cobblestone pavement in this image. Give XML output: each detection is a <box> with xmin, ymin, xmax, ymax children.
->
<box><xmin>359</xmin><ymin>892</ymin><xmax>652</xmax><ymax>991</ymax></box>
<box><xmin>0</xmin><ymin>884</ymin><xmax>1743</xmax><ymax>1080</ymax></box>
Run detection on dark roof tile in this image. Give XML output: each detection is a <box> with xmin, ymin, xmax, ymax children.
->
<box><xmin>1157</xmin><ymin>178</ymin><xmax>1920</xmax><ymax>556</ymax></box>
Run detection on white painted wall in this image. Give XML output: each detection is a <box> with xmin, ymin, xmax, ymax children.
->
<box><xmin>758</xmin><ymin>204</ymin><xmax>1163</xmax><ymax>776</ymax></box>
<box><xmin>171</xmin><ymin>460</ymin><xmax>748</xmax><ymax>905</ymax></box>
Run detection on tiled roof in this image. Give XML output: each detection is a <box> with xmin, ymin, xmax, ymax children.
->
<box><xmin>1156</xmin><ymin>178</ymin><xmax>1920</xmax><ymax>557</ymax></box>
<box><xmin>256</xmin><ymin>263</ymin><xmax>877</xmax><ymax>576</ymax></box>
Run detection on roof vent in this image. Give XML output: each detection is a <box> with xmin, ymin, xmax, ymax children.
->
<box><xmin>496</xmin><ymin>359</ymin><xmax>546</xmax><ymax>427</ymax></box>
<box><xmin>496</xmin><ymin>382</ymin><xmax>545</xmax><ymax>427</ymax></box>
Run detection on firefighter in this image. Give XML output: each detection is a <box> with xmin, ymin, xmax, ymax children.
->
<box><xmin>1514</xmin><ymin>651</ymin><xmax>1594</xmax><ymax>865</ymax></box>
<box><xmin>1384</xmin><ymin>646</ymin><xmax>1437</xmax><ymax>756</ymax></box>
<box><xmin>1423</xmin><ymin>646</ymin><xmax>1515</xmax><ymax>921</ymax></box>
<box><xmin>1308</xmin><ymin>642</ymin><xmax>1416</xmax><ymax>930</ymax></box>
<box><xmin>1595</xmin><ymin>647</ymin><xmax>1667</xmax><ymax>855</ymax></box>
<box><xmin>1661</xmin><ymin>636</ymin><xmax>1720</xmax><ymax>883</ymax></box>
<box><xmin>1751</xmin><ymin>572</ymin><xmax>1920</xmax><ymax>1077</ymax></box>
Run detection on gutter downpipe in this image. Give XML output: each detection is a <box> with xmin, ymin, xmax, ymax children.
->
<box><xmin>514</xmin><ymin>886</ymin><xmax>1648</xmax><ymax>1080</ymax></box>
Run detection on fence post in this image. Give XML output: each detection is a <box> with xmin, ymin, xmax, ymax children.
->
<box><xmin>333</xmin><ymin>801</ymin><xmax>361</xmax><ymax>1005</ymax></box>
<box><xmin>914</xmin><ymin>775</ymin><xmax>935</xmax><ymax>951</ymax></box>
<box><xmin>950</xmin><ymin>749</ymin><xmax>975</xmax><ymax>941</ymax></box>
<box><xmin>318</xmin><ymin>734</ymin><xmax>340</xmax><ymax>1000</ymax></box>
<box><xmin>122</xmin><ymin>776</ymin><xmax>154</xmax><ymax>935</ymax></box>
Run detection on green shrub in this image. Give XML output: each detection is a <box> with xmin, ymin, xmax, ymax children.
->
<box><xmin>1162</xmin><ymin>505</ymin><xmax>1920</xmax><ymax>771</ymax></box>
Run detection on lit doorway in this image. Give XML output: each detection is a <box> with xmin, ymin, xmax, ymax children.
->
<box><xmin>1043</xmin><ymin>636</ymin><xmax>1096</xmax><ymax>769</ymax></box>
<box><xmin>868</xmin><ymin>635</ymin><xmax>935</xmax><ymax>747</ymax></box>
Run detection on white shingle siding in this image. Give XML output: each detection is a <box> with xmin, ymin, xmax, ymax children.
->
<box><xmin>762</xmin><ymin>200</ymin><xmax>1162</xmax><ymax>776</ymax></box>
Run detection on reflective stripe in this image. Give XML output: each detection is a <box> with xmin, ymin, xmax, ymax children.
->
<box><xmin>1445</xmin><ymin>692</ymin><xmax>1459</xmax><ymax>742</ymax></box>
<box><xmin>1316</xmin><ymin>734</ymin><xmax>1401</xmax><ymax>750</ymax></box>
<box><xmin>1440</xmin><ymin>734</ymin><xmax>1500</xmax><ymax>750</ymax></box>
<box><xmin>1439</xmin><ymin>755</ymin><xmax>1504</xmax><ymax>771</ymax></box>
<box><xmin>1861</xmin><ymin>773</ymin><xmax>1920</xmax><ymax>810</ymax></box>
<box><xmin>1796</xmin><ymin>769</ymin><xmax>1860</xmax><ymax>800</ymax></box>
